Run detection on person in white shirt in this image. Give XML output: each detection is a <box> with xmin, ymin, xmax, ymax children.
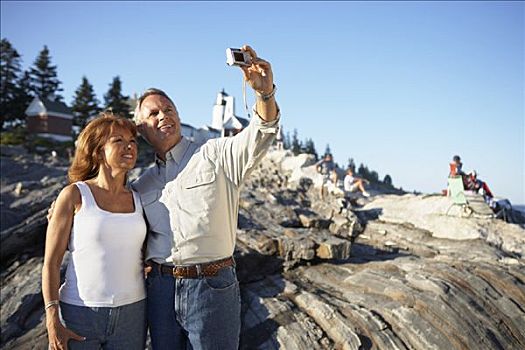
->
<box><xmin>344</xmin><ymin>167</ymin><xmax>370</xmax><ymax>198</ymax></box>
<box><xmin>315</xmin><ymin>153</ymin><xmax>337</xmax><ymax>199</ymax></box>
<box><xmin>132</xmin><ymin>45</ymin><xmax>279</xmax><ymax>349</ymax></box>
<box><xmin>42</xmin><ymin>113</ymin><xmax>147</xmax><ymax>350</ymax></box>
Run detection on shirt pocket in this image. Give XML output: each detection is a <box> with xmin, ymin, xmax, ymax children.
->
<box><xmin>140</xmin><ymin>190</ymin><xmax>164</xmax><ymax>231</ymax></box>
<box><xmin>183</xmin><ymin>171</ymin><xmax>216</xmax><ymax>189</ymax></box>
<box><xmin>180</xmin><ymin>171</ymin><xmax>217</xmax><ymax>214</ymax></box>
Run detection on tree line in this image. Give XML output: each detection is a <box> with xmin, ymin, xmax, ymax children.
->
<box><xmin>283</xmin><ymin>128</ymin><xmax>394</xmax><ymax>187</ymax></box>
<box><xmin>2</xmin><ymin>38</ymin><xmax>394</xmax><ymax>187</ymax></box>
<box><xmin>1</xmin><ymin>38</ymin><xmax>131</xmax><ymax>131</ymax></box>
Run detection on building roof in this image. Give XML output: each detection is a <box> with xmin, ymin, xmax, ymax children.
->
<box><xmin>41</xmin><ymin>98</ymin><xmax>73</xmax><ymax>115</ymax></box>
<box><xmin>204</xmin><ymin>125</ymin><xmax>221</xmax><ymax>133</ymax></box>
<box><xmin>237</xmin><ymin>117</ymin><xmax>249</xmax><ymax>128</ymax></box>
<box><xmin>26</xmin><ymin>96</ymin><xmax>73</xmax><ymax>120</ymax></box>
<box><xmin>181</xmin><ymin>122</ymin><xmax>195</xmax><ymax>130</ymax></box>
<box><xmin>223</xmin><ymin>115</ymin><xmax>250</xmax><ymax>130</ymax></box>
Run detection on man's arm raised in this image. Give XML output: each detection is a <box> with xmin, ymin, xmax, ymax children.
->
<box><xmin>240</xmin><ymin>45</ymin><xmax>278</xmax><ymax>122</ymax></box>
<box><xmin>216</xmin><ymin>45</ymin><xmax>281</xmax><ymax>186</ymax></box>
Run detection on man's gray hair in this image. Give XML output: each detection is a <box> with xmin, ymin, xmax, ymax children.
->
<box><xmin>133</xmin><ymin>88</ymin><xmax>176</xmax><ymax>124</ymax></box>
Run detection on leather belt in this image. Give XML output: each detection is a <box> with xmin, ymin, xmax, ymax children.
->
<box><xmin>147</xmin><ymin>257</ymin><xmax>235</xmax><ymax>279</ymax></box>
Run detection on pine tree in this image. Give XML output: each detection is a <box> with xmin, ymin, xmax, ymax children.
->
<box><xmin>104</xmin><ymin>76</ymin><xmax>130</xmax><ymax>118</ymax></box>
<box><xmin>29</xmin><ymin>45</ymin><xmax>63</xmax><ymax>101</ymax></box>
<box><xmin>347</xmin><ymin>158</ymin><xmax>356</xmax><ymax>172</ymax></box>
<box><xmin>284</xmin><ymin>132</ymin><xmax>291</xmax><ymax>150</ymax></box>
<box><xmin>12</xmin><ymin>71</ymin><xmax>34</xmax><ymax>125</ymax></box>
<box><xmin>358</xmin><ymin>163</ymin><xmax>368</xmax><ymax>178</ymax></box>
<box><xmin>0</xmin><ymin>38</ymin><xmax>25</xmax><ymax>129</ymax></box>
<box><xmin>324</xmin><ymin>144</ymin><xmax>332</xmax><ymax>156</ymax></box>
<box><xmin>369</xmin><ymin>170</ymin><xmax>379</xmax><ymax>183</ymax></box>
<box><xmin>291</xmin><ymin>129</ymin><xmax>302</xmax><ymax>155</ymax></box>
<box><xmin>303</xmin><ymin>138</ymin><xmax>318</xmax><ymax>160</ymax></box>
<box><xmin>72</xmin><ymin>76</ymin><xmax>100</xmax><ymax>127</ymax></box>
<box><xmin>383</xmin><ymin>174</ymin><xmax>393</xmax><ymax>186</ymax></box>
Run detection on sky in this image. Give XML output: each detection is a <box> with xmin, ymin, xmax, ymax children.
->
<box><xmin>1</xmin><ymin>1</ymin><xmax>524</xmax><ymax>204</ymax></box>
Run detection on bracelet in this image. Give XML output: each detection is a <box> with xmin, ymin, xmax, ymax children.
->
<box><xmin>255</xmin><ymin>84</ymin><xmax>276</xmax><ymax>102</ymax></box>
<box><xmin>44</xmin><ymin>300</ymin><xmax>60</xmax><ymax>310</ymax></box>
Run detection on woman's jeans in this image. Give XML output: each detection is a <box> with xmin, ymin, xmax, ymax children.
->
<box><xmin>59</xmin><ymin>299</ymin><xmax>147</xmax><ymax>349</ymax></box>
<box><xmin>146</xmin><ymin>265</ymin><xmax>241</xmax><ymax>350</ymax></box>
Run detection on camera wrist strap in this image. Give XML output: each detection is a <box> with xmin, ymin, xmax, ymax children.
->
<box><xmin>243</xmin><ymin>77</ymin><xmax>250</xmax><ymax>118</ymax></box>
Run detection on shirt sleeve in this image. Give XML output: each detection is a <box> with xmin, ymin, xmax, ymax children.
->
<box><xmin>214</xmin><ymin>105</ymin><xmax>280</xmax><ymax>187</ymax></box>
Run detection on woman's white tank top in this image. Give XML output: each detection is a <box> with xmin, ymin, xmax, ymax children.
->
<box><xmin>59</xmin><ymin>181</ymin><xmax>147</xmax><ymax>307</ymax></box>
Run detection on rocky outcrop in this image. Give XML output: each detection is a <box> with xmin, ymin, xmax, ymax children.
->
<box><xmin>362</xmin><ymin>193</ymin><xmax>525</xmax><ymax>257</ymax></box>
<box><xmin>0</xmin><ymin>151</ymin><xmax>68</xmax><ymax>269</ymax></box>
<box><xmin>1</xmin><ymin>146</ymin><xmax>524</xmax><ymax>349</ymax></box>
<box><xmin>236</xmin><ymin>150</ymin><xmax>525</xmax><ymax>350</ymax></box>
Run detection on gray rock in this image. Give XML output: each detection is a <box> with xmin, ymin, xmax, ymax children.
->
<box><xmin>2</xmin><ymin>148</ymin><xmax>525</xmax><ymax>350</ymax></box>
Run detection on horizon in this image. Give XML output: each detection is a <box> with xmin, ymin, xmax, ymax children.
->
<box><xmin>1</xmin><ymin>1</ymin><xmax>523</xmax><ymax>204</ymax></box>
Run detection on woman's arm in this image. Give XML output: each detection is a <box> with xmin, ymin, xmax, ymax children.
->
<box><xmin>41</xmin><ymin>184</ymin><xmax>85</xmax><ymax>349</ymax></box>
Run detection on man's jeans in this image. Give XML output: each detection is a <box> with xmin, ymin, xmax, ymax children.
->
<box><xmin>147</xmin><ymin>265</ymin><xmax>241</xmax><ymax>350</ymax></box>
<box><xmin>59</xmin><ymin>299</ymin><xmax>147</xmax><ymax>349</ymax></box>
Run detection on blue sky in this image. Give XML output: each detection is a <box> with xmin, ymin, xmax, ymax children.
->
<box><xmin>1</xmin><ymin>1</ymin><xmax>523</xmax><ymax>204</ymax></box>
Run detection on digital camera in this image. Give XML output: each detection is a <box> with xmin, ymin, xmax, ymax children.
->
<box><xmin>226</xmin><ymin>48</ymin><xmax>252</xmax><ymax>67</ymax></box>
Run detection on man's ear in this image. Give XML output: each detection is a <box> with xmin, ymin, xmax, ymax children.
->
<box><xmin>136</xmin><ymin>123</ymin><xmax>151</xmax><ymax>145</ymax></box>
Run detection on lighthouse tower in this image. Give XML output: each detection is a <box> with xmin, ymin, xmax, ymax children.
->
<box><xmin>211</xmin><ymin>89</ymin><xmax>249</xmax><ymax>137</ymax></box>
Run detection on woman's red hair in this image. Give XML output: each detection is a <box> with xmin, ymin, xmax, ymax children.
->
<box><xmin>68</xmin><ymin>112</ymin><xmax>137</xmax><ymax>184</ymax></box>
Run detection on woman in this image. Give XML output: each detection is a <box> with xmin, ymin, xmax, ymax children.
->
<box><xmin>42</xmin><ymin>112</ymin><xmax>147</xmax><ymax>349</ymax></box>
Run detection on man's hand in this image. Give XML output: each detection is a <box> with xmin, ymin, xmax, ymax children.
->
<box><xmin>240</xmin><ymin>45</ymin><xmax>274</xmax><ymax>95</ymax></box>
<box><xmin>239</xmin><ymin>45</ymin><xmax>278</xmax><ymax>122</ymax></box>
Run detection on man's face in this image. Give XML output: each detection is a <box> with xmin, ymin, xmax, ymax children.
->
<box><xmin>137</xmin><ymin>94</ymin><xmax>181</xmax><ymax>154</ymax></box>
<box><xmin>325</xmin><ymin>155</ymin><xmax>332</xmax><ymax>162</ymax></box>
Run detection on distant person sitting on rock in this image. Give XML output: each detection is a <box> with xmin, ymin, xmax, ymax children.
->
<box><xmin>42</xmin><ymin>112</ymin><xmax>147</xmax><ymax>349</ymax></box>
<box><xmin>344</xmin><ymin>167</ymin><xmax>370</xmax><ymax>198</ymax></box>
<box><xmin>316</xmin><ymin>153</ymin><xmax>337</xmax><ymax>199</ymax></box>
<box><xmin>465</xmin><ymin>170</ymin><xmax>494</xmax><ymax>201</ymax></box>
<box><xmin>449</xmin><ymin>155</ymin><xmax>465</xmax><ymax>177</ymax></box>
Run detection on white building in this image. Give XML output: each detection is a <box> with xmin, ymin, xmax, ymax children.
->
<box><xmin>212</xmin><ymin>89</ymin><xmax>249</xmax><ymax>137</ymax></box>
<box><xmin>181</xmin><ymin>123</ymin><xmax>221</xmax><ymax>144</ymax></box>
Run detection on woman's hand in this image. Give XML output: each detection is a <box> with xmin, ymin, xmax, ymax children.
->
<box><xmin>47</xmin><ymin>200</ymin><xmax>55</xmax><ymax>222</ymax></box>
<box><xmin>144</xmin><ymin>264</ymin><xmax>152</xmax><ymax>278</ymax></box>
<box><xmin>46</xmin><ymin>315</ymin><xmax>85</xmax><ymax>350</ymax></box>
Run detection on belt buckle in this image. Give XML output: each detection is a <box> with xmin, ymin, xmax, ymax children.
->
<box><xmin>173</xmin><ymin>266</ymin><xmax>185</xmax><ymax>279</ymax></box>
<box><xmin>196</xmin><ymin>264</ymin><xmax>203</xmax><ymax>278</ymax></box>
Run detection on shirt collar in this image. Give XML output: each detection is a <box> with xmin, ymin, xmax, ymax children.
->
<box><xmin>156</xmin><ymin>136</ymin><xmax>191</xmax><ymax>167</ymax></box>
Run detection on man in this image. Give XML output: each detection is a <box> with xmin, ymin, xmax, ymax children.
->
<box><xmin>131</xmin><ymin>45</ymin><xmax>279</xmax><ymax>349</ymax></box>
<box><xmin>344</xmin><ymin>167</ymin><xmax>370</xmax><ymax>198</ymax></box>
<box><xmin>449</xmin><ymin>155</ymin><xmax>465</xmax><ymax>177</ymax></box>
<box><xmin>315</xmin><ymin>153</ymin><xmax>337</xmax><ymax>199</ymax></box>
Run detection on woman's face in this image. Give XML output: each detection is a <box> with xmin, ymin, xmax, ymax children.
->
<box><xmin>100</xmin><ymin>126</ymin><xmax>138</xmax><ymax>172</ymax></box>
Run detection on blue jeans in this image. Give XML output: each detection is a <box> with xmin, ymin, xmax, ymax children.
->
<box><xmin>147</xmin><ymin>265</ymin><xmax>241</xmax><ymax>350</ymax></box>
<box><xmin>59</xmin><ymin>299</ymin><xmax>147</xmax><ymax>349</ymax></box>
